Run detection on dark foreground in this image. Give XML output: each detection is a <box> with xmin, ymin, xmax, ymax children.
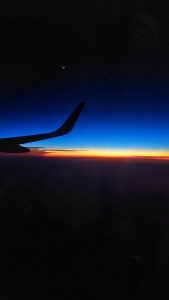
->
<box><xmin>0</xmin><ymin>157</ymin><xmax>169</xmax><ymax>299</ymax></box>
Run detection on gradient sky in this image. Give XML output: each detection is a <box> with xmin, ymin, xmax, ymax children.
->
<box><xmin>0</xmin><ymin>1</ymin><xmax>169</xmax><ymax>157</ymax></box>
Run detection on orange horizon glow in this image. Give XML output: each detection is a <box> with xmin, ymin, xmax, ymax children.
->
<box><xmin>43</xmin><ymin>148</ymin><xmax>169</xmax><ymax>160</ymax></box>
<box><xmin>1</xmin><ymin>148</ymin><xmax>169</xmax><ymax>160</ymax></box>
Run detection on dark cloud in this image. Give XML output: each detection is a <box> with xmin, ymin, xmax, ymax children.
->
<box><xmin>0</xmin><ymin>157</ymin><xmax>169</xmax><ymax>297</ymax></box>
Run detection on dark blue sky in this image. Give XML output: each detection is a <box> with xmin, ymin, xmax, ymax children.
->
<box><xmin>0</xmin><ymin>75</ymin><xmax>169</xmax><ymax>151</ymax></box>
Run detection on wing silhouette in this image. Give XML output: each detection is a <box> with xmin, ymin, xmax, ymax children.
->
<box><xmin>0</xmin><ymin>102</ymin><xmax>86</xmax><ymax>153</ymax></box>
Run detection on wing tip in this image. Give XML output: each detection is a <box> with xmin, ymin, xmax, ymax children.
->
<box><xmin>53</xmin><ymin>101</ymin><xmax>86</xmax><ymax>136</ymax></box>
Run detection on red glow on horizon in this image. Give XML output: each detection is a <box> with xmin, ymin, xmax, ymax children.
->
<box><xmin>1</xmin><ymin>148</ymin><xmax>169</xmax><ymax>160</ymax></box>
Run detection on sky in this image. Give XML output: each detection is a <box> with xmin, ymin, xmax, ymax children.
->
<box><xmin>0</xmin><ymin>1</ymin><xmax>169</xmax><ymax>158</ymax></box>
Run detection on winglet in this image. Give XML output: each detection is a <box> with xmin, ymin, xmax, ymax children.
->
<box><xmin>53</xmin><ymin>102</ymin><xmax>86</xmax><ymax>136</ymax></box>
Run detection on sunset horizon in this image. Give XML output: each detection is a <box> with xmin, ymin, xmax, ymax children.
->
<box><xmin>3</xmin><ymin>147</ymin><xmax>168</xmax><ymax>160</ymax></box>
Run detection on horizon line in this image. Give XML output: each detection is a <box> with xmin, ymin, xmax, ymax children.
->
<box><xmin>1</xmin><ymin>147</ymin><xmax>169</xmax><ymax>159</ymax></box>
<box><xmin>10</xmin><ymin>147</ymin><xmax>169</xmax><ymax>159</ymax></box>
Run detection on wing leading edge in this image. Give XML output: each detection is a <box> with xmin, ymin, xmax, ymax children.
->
<box><xmin>0</xmin><ymin>102</ymin><xmax>86</xmax><ymax>151</ymax></box>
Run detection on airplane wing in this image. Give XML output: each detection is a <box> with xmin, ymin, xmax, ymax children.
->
<box><xmin>0</xmin><ymin>102</ymin><xmax>85</xmax><ymax>151</ymax></box>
